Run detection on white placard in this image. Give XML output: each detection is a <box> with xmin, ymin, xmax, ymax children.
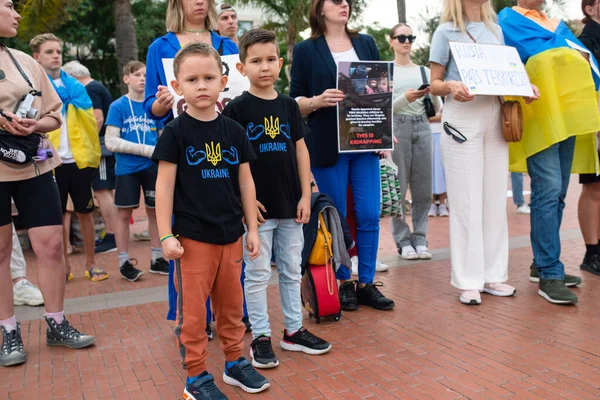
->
<box><xmin>162</xmin><ymin>54</ymin><xmax>250</xmax><ymax>116</ymax></box>
<box><xmin>449</xmin><ymin>42</ymin><xmax>534</xmax><ymax>97</ymax></box>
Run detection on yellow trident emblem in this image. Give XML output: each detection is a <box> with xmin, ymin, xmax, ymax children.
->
<box><xmin>264</xmin><ymin>116</ymin><xmax>280</xmax><ymax>139</ymax></box>
<box><xmin>206</xmin><ymin>141</ymin><xmax>222</xmax><ymax>166</ymax></box>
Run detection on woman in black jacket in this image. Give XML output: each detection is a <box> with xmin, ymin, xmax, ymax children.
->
<box><xmin>290</xmin><ymin>0</ymin><xmax>394</xmax><ymax>311</ymax></box>
<box><xmin>576</xmin><ymin>0</ymin><xmax>600</xmax><ymax>276</ymax></box>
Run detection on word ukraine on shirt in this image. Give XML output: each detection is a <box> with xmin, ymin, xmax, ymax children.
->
<box><xmin>185</xmin><ymin>141</ymin><xmax>240</xmax><ymax>179</ymax></box>
<box><xmin>245</xmin><ymin>116</ymin><xmax>291</xmax><ymax>153</ymax></box>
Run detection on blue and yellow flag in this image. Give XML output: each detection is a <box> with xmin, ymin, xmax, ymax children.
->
<box><xmin>49</xmin><ymin>69</ymin><xmax>100</xmax><ymax>169</ymax></box>
<box><xmin>499</xmin><ymin>8</ymin><xmax>600</xmax><ymax>174</ymax></box>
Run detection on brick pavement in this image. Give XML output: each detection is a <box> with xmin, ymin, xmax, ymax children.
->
<box><xmin>2</xmin><ymin>177</ymin><xmax>600</xmax><ymax>399</ymax></box>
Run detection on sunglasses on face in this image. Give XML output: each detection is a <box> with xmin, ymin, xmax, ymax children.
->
<box><xmin>330</xmin><ymin>0</ymin><xmax>352</xmax><ymax>5</ymax></box>
<box><xmin>443</xmin><ymin>122</ymin><xmax>467</xmax><ymax>144</ymax></box>
<box><xmin>394</xmin><ymin>34</ymin><xmax>416</xmax><ymax>44</ymax></box>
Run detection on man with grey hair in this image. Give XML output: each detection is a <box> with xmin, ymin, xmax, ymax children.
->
<box><xmin>63</xmin><ymin>61</ymin><xmax>117</xmax><ymax>255</ymax></box>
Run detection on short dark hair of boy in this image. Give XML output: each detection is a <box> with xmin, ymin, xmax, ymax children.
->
<box><xmin>123</xmin><ymin>60</ymin><xmax>146</xmax><ymax>76</ymax></box>
<box><xmin>238</xmin><ymin>28</ymin><xmax>279</xmax><ymax>63</ymax></box>
<box><xmin>173</xmin><ymin>42</ymin><xmax>223</xmax><ymax>79</ymax></box>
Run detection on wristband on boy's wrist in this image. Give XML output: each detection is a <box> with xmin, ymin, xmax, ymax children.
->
<box><xmin>160</xmin><ymin>234</ymin><xmax>178</xmax><ymax>242</ymax></box>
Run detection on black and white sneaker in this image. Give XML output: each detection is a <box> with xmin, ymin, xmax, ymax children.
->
<box><xmin>0</xmin><ymin>324</ymin><xmax>26</xmax><ymax>367</ymax></box>
<box><xmin>223</xmin><ymin>357</ymin><xmax>270</xmax><ymax>393</ymax></box>
<box><xmin>280</xmin><ymin>328</ymin><xmax>332</xmax><ymax>355</ymax></box>
<box><xmin>150</xmin><ymin>257</ymin><xmax>169</xmax><ymax>275</ymax></box>
<box><xmin>206</xmin><ymin>324</ymin><xmax>214</xmax><ymax>341</ymax></box>
<box><xmin>120</xmin><ymin>259</ymin><xmax>144</xmax><ymax>282</ymax></box>
<box><xmin>250</xmin><ymin>335</ymin><xmax>279</xmax><ymax>369</ymax></box>
<box><xmin>45</xmin><ymin>316</ymin><xmax>96</xmax><ymax>349</ymax></box>
<box><xmin>183</xmin><ymin>372</ymin><xmax>227</xmax><ymax>400</ymax></box>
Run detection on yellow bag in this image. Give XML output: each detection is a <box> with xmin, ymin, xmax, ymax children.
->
<box><xmin>308</xmin><ymin>212</ymin><xmax>333</xmax><ymax>266</ymax></box>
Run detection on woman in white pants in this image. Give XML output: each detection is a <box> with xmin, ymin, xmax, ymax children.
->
<box><xmin>429</xmin><ymin>0</ymin><xmax>539</xmax><ymax>304</ymax></box>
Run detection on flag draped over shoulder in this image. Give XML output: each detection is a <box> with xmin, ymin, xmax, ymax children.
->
<box><xmin>499</xmin><ymin>8</ymin><xmax>600</xmax><ymax>174</ymax></box>
<box><xmin>48</xmin><ymin>69</ymin><xmax>100</xmax><ymax>169</ymax></box>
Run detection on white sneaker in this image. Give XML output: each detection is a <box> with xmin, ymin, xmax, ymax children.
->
<box><xmin>399</xmin><ymin>245</ymin><xmax>418</xmax><ymax>260</ymax></box>
<box><xmin>427</xmin><ymin>204</ymin><xmax>438</xmax><ymax>217</ymax></box>
<box><xmin>460</xmin><ymin>290</ymin><xmax>482</xmax><ymax>305</ymax></box>
<box><xmin>438</xmin><ymin>204</ymin><xmax>449</xmax><ymax>217</ymax></box>
<box><xmin>350</xmin><ymin>256</ymin><xmax>359</xmax><ymax>275</ymax></box>
<box><xmin>375</xmin><ymin>260</ymin><xmax>389</xmax><ymax>272</ymax></box>
<box><xmin>415</xmin><ymin>245</ymin><xmax>432</xmax><ymax>260</ymax></box>
<box><xmin>13</xmin><ymin>279</ymin><xmax>44</xmax><ymax>306</ymax></box>
<box><xmin>516</xmin><ymin>204</ymin><xmax>530</xmax><ymax>214</ymax></box>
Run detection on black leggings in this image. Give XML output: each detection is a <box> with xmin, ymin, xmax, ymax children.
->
<box><xmin>0</xmin><ymin>171</ymin><xmax>63</xmax><ymax>228</ymax></box>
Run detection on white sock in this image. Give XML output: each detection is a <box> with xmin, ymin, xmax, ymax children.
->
<box><xmin>118</xmin><ymin>252</ymin><xmax>129</xmax><ymax>266</ymax></box>
<box><xmin>45</xmin><ymin>311</ymin><xmax>64</xmax><ymax>324</ymax></box>
<box><xmin>0</xmin><ymin>316</ymin><xmax>17</xmax><ymax>331</ymax></box>
<box><xmin>151</xmin><ymin>247</ymin><xmax>162</xmax><ymax>262</ymax></box>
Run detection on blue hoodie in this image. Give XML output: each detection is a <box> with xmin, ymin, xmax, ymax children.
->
<box><xmin>143</xmin><ymin>31</ymin><xmax>238</xmax><ymax>121</ymax></box>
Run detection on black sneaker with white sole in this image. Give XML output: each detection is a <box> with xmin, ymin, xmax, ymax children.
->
<box><xmin>150</xmin><ymin>257</ymin><xmax>169</xmax><ymax>275</ymax></box>
<box><xmin>0</xmin><ymin>324</ymin><xmax>26</xmax><ymax>367</ymax></box>
<box><xmin>45</xmin><ymin>316</ymin><xmax>96</xmax><ymax>348</ymax></box>
<box><xmin>223</xmin><ymin>357</ymin><xmax>270</xmax><ymax>393</ymax></box>
<box><xmin>183</xmin><ymin>372</ymin><xmax>227</xmax><ymax>400</ymax></box>
<box><xmin>529</xmin><ymin>263</ymin><xmax>581</xmax><ymax>287</ymax></box>
<box><xmin>250</xmin><ymin>335</ymin><xmax>279</xmax><ymax>369</ymax></box>
<box><xmin>538</xmin><ymin>279</ymin><xmax>578</xmax><ymax>305</ymax></box>
<box><xmin>280</xmin><ymin>328</ymin><xmax>332</xmax><ymax>355</ymax></box>
<box><xmin>580</xmin><ymin>254</ymin><xmax>600</xmax><ymax>276</ymax></box>
<box><xmin>120</xmin><ymin>259</ymin><xmax>144</xmax><ymax>282</ymax></box>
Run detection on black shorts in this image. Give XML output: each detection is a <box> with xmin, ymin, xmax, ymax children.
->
<box><xmin>54</xmin><ymin>163</ymin><xmax>96</xmax><ymax>214</ymax></box>
<box><xmin>93</xmin><ymin>156</ymin><xmax>116</xmax><ymax>190</ymax></box>
<box><xmin>114</xmin><ymin>164</ymin><xmax>158</xmax><ymax>208</ymax></box>
<box><xmin>0</xmin><ymin>171</ymin><xmax>63</xmax><ymax>228</ymax></box>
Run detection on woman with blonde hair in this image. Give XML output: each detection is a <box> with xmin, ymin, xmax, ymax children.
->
<box><xmin>429</xmin><ymin>0</ymin><xmax>538</xmax><ymax>305</ymax></box>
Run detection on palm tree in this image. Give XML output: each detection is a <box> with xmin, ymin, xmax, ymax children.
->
<box><xmin>114</xmin><ymin>0</ymin><xmax>138</xmax><ymax>94</ymax></box>
<box><xmin>17</xmin><ymin>0</ymin><xmax>78</xmax><ymax>39</ymax></box>
<box><xmin>397</xmin><ymin>0</ymin><xmax>406</xmax><ymax>23</ymax></box>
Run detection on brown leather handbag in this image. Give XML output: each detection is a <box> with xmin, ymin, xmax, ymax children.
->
<box><xmin>466</xmin><ymin>31</ymin><xmax>524</xmax><ymax>143</ymax></box>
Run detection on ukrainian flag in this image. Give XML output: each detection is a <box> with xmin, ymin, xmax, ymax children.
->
<box><xmin>499</xmin><ymin>8</ymin><xmax>600</xmax><ymax>174</ymax></box>
<box><xmin>48</xmin><ymin>70</ymin><xmax>100</xmax><ymax>169</ymax></box>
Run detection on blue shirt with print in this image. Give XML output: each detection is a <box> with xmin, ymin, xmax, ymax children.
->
<box><xmin>106</xmin><ymin>95</ymin><xmax>160</xmax><ymax>176</ymax></box>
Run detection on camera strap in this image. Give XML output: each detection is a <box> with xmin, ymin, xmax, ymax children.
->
<box><xmin>0</xmin><ymin>42</ymin><xmax>41</xmax><ymax>96</ymax></box>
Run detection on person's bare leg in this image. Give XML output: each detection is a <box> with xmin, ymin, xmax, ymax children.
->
<box><xmin>578</xmin><ymin>182</ymin><xmax>600</xmax><ymax>245</ymax></box>
<box><xmin>28</xmin><ymin>225</ymin><xmax>65</xmax><ymax>313</ymax></box>
<box><xmin>77</xmin><ymin>212</ymin><xmax>96</xmax><ymax>268</ymax></box>
<box><xmin>94</xmin><ymin>189</ymin><xmax>116</xmax><ymax>234</ymax></box>
<box><xmin>146</xmin><ymin>207</ymin><xmax>160</xmax><ymax>249</ymax></box>
<box><xmin>0</xmin><ymin>224</ymin><xmax>15</xmax><ymax>320</ymax></box>
<box><xmin>115</xmin><ymin>208</ymin><xmax>133</xmax><ymax>254</ymax></box>
<box><xmin>439</xmin><ymin>192</ymin><xmax>447</xmax><ymax>205</ymax></box>
<box><xmin>62</xmin><ymin>213</ymin><xmax>71</xmax><ymax>275</ymax></box>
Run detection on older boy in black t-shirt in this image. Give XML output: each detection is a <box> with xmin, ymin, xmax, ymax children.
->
<box><xmin>223</xmin><ymin>29</ymin><xmax>332</xmax><ymax>370</ymax></box>
<box><xmin>152</xmin><ymin>43</ymin><xmax>269</xmax><ymax>399</ymax></box>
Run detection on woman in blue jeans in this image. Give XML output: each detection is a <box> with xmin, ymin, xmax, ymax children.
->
<box><xmin>290</xmin><ymin>0</ymin><xmax>394</xmax><ymax>311</ymax></box>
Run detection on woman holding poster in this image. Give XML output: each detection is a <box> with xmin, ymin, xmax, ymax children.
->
<box><xmin>388</xmin><ymin>23</ymin><xmax>441</xmax><ymax>261</ymax></box>
<box><xmin>143</xmin><ymin>0</ymin><xmax>247</xmax><ymax>330</ymax></box>
<box><xmin>290</xmin><ymin>0</ymin><xmax>395</xmax><ymax>312</ymax></box>
<box><xmin>429</xmin><ymin>0</ymin><xmax>538</xmax><ymax>305</ymax></box>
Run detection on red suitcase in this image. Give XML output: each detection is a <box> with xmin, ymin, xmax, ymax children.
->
<box><xmin>301</xmin><ymin>263</ymin><xmax>341</xmax><ymax>323</ymax></box>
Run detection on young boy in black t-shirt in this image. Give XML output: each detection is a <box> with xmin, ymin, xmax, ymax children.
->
<box><xmin>223</xmin><ymin>29</ymin><xmax>332</xmax><ymax>370</ymax></box>
<box><xmin>152</xmin><ymin>43</ymin><xmax>269</xmax><ymax>400</ymax></box>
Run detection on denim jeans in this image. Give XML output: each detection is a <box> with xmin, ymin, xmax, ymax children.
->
<box><xmin>511</xmin><ymin>172</ymin><xmax>524</xmax><ymax>206</ymax></box>
<box><xmin>527</xmin><ymin>137</ymin><xmax>576</xmax><ymax>280</ymax></box>
<box><xmin>312</xmin><ymin>152</ymin><xmax>381</xmax><ymax>284</ymax></box>
<box><xmin>243</xmin><ymin>219</ymin><xmax>303</xmax><ymax>338</ymax></box>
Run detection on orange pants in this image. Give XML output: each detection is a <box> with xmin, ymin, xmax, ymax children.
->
<box><xmin>174</xmin><ymin>237</ymin><xmax>245</xmax><ymax>376</ymax></box>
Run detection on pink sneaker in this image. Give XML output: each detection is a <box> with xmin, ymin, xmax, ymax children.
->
<box><xmin>459</xmin><ymin>290</ymin><xmax>481</xmax><ymax>305</ymax></box>
<box><xmin>483</xmin><ymin>283</ymin><xmax>516</xmax><ymax>297</ymax></box>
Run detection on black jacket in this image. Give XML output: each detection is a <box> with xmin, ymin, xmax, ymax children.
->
<box><xmin>580</xmin><ymin>19</ymin><xmax>600</xmax><ymax>67</ymax></box>
<box><xmin>289</xmin><ymin>34</ymin><xmax>380</xmax><ymax>167</ymax></box>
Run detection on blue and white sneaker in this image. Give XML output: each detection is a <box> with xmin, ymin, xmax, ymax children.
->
<box><xmin>223</xmin><ymin>357</ymin><xmax>270</xmax><ymax>393</ymax></box>
<box><xmin>183</xmin><ymin>372</ymin><xmax>227</xmax><ymax>400</ymax></box>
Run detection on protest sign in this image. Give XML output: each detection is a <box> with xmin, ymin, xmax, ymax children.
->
<box><xmin>161</xmin><ymin>54</ymin><xmax>249</xmax><ymax>116</ymax></box>
<box><xmin>337</xmin><ymin>61</ymin><xmax>394</xmax><ymax>153</ymax></box>
<box><xmin>449</xmin><ymin>42</ymin><xmax>533</xmax><ymax>97</ymax></box>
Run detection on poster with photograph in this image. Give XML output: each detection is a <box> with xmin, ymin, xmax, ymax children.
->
<box><xmin>337</xmin><ymin>61</ymin><xmax>394</xmax><ymax>153</ymax></box>
<box><xmin>162</xmin><ymin>54</ymin><xmax>249</xmax><ymax>117</ymax></box>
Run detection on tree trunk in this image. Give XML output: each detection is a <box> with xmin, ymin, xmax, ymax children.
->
<box><xmin>285</xmin><ymin>20</ymin><xmax>297</xmax><ymax>87</ymax></box>
<box><xmin>114</xmin><ymin>0</ymin><xmax>138</xmax><ymax>94</ymax></box>
<box><xmin>397</xmin><ymin>0</ymin><xmax>406</xmax><ymax>23</ymax></box>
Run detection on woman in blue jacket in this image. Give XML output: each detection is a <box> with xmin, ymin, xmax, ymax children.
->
<box><xmin>143</xmin><ymin>0</ymin><xmax>238</xmax><ymax>120</ymax></box>
<box><xmin>290</xmin><ymin>0</ymin><xmax>395</xmax><ymax>312</ymax></box>
<box><xmin>143</xmin><ymin>0</ymin><xmax>248</xmax><ymax>332</ymax></box>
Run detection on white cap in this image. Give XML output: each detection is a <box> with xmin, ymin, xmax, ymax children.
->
<box><xmin>216</xmin><ymin>3</ymin><xmax>236</xmax><ymax>16</ymax></box>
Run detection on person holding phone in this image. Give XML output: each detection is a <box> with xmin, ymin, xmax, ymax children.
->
<box><xmin>388</xmin><ymin>23</ymin><xmax>441</xmax><ymax>261</ymax></box>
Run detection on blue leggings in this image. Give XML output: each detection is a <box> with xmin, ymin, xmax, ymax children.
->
<box><xmin>312</xmin><ymin>153</ymin><xmax>381</xmax><ymax>284</ymax></box>
<box><xmin>167</xmin><ymin>260</ymin><xmax>248</xmax><ymax>322</ymax></box>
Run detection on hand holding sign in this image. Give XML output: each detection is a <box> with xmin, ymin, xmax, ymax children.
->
<box><xmin>447</xmin><ymin>80</ymin><xmax>475</xmax><ymax>103</ymax></box>
<box><xmin>156</xmin><ymin>85</ymin><xmax>175</xmax><ymax>113</ymax></box>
